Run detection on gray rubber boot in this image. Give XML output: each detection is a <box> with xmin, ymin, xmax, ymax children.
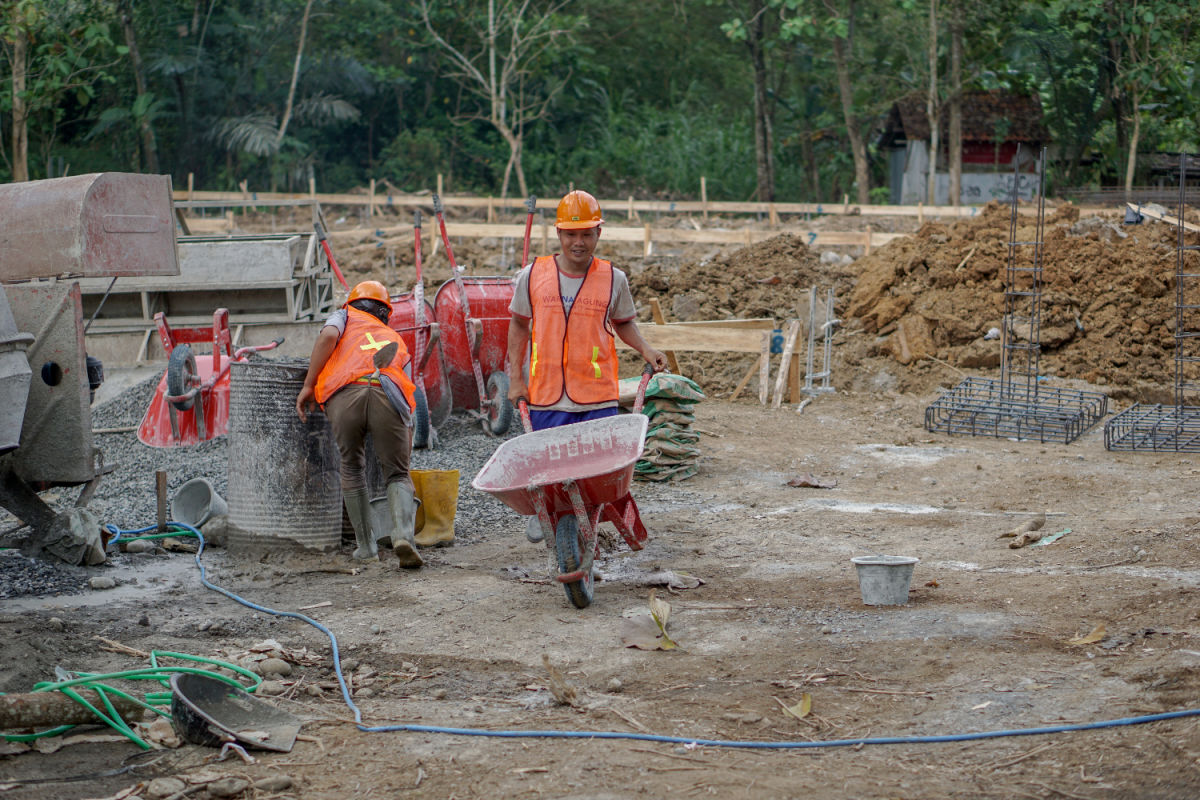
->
<box><xmin>343</xmin><ymin>490</ymin><xmax>378</xmax><ymax>561</ymax></box>
<box><xmin>388</xmin><ymin>482</ymin><xmax>424</xmax><ymax>569</ymax></box>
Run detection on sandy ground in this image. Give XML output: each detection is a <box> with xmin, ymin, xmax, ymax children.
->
<box><xmin>2</xmin><ymin>207</ymin><xmax>1200</xmax><ymax>798</ymax></box>
<box><xmin>2</xmin><ymin>382</ymin><xmax>1199</xmax><ymax>799</ymax></box>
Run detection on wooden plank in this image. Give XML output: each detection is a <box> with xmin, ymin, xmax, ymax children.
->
<box><xmin>664</xmin><ymin>317</ymin><xmax>774</xmax><ymax>330</ymax></box>
<box><xmin>771</xmin><ymin>320</ymin><xmax>801</xmax><ymax>408</ymax></box>
<box><xmin>729</xmin><ymin>360</ymin><xmax>757</xmax><ymax>401</ymax></box>
<box><xmin>614</xmin><ymin>324</ymin><xmax>765</xmax><ymax>353</ymax></box>
<box><xmin>1128</xmin><ymin>202</ymin><xmax>1200</xmax><ymax>233</ymax></box>
<box><xmin>171</xmin><ymin>190</ymin><xmax>1030</xmax><ymax>219</ymax></box>
<box><xmin>648</xmin><ymin>297</ymin><xmax>680</xmax><ymax>373</ymax></box>
<box><xmin>758</xmin><ymin>331</ymin><xmax>770</xmax><ymax>405</ymax></box>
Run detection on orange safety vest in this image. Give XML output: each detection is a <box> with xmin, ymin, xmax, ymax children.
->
<box><xmin>315</xmin><ymin>306</ymin><xmax>417</xmax><ymax>410</ymax></box>
<box><xmin>527</xmin><ymin>256</ymin><xmax>619</xmax><ymax>406</ymax></box>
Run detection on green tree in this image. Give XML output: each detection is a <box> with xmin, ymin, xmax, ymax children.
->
<box><xmin>416</xmin><ymin>0</ymin><xmax>584</xmax><ymax>199</ymax></box>
<box><xmin>1</xmin><ymin>0</ymin><xmax>121</xmax><ymax>181</ymax></box>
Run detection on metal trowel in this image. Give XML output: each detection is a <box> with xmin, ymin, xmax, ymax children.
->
<box><xmin>371</xmin><ymin>340</ymin><xmax>399</xmax><ymax>381</ymax></box>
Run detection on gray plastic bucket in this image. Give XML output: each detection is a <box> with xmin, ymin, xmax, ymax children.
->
<box><xmin>171</xmin><ymin>477</ymin><xmax>228</xmax><ymax>528</ymax></box>
<box><xmin>851</xmin><ymin>555</ymin><xmax>918</xmax><ymax>606</ymax></box>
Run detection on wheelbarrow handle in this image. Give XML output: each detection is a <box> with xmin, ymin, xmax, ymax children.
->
<box><xmin>633</xmin><ymin>362</ymin><xmax>655</xmax><ymax>415</ymax></box>
<box><xmin>517</xmin><ymin>397</ymin><xmax>533</xmax><ymax>434</ymax></box>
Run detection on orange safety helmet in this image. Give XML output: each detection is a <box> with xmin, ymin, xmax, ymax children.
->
<box><xmin>555</xmin><ymin>190</ymin><xmax>604</xmax><ymax>230</ymax></box>
<box><xmin>345</xmin><ymin>280</ymin><xmax>392</xmax><ymax>312</ymax></box>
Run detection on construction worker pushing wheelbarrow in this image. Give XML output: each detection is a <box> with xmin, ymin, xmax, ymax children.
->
<box><xmin>506</xmin><ymin>189</ymin><xmax>669</xmax><ymax>543</ymax></box>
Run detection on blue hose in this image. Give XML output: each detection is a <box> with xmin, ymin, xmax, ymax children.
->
<box><xmin>112</xmin><ymin>522</ymin><xmax>1200</xmax><ymax>749</ymax></box>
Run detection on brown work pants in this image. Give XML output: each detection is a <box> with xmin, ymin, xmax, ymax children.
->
<box><xmin>324</xmin><ymin>383</ymin><xmax>412</xmax><ymax>494</ymax></box>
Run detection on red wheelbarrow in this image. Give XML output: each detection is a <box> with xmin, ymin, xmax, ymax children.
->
<box><xmin>387</xmin><ymin>290</ymin><xmax>450</xmax><ymax>448</ymax></box>
<box><xmin>431</xmin><ymin>194</ymin><xmax>516</xmax><ymax>436</ymax></box>
<box><xmin>137</xmin><ymin>309</ymin><xmax>282</xmax><ymax>447</ymax></box>
<box><xmin>386</xmin><ymin>210</ymin><xmax>452</xmax><ymax>449</ymax></box>
<box><xmin>471</xmin><ymin>366</ymin><xmax>655</xmax><ymax>608</ymax></box>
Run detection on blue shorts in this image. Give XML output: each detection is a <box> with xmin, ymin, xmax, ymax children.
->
<box><xmin>529</xmin><ymin>406</ymin><xmax>619</xmax><ymax>431</ymax></box>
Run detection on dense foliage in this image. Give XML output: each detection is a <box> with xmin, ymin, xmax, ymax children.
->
<box><xmin>0</xmin><ymin>0</ymin><xmax>1196</xmax><ymax>199</ymax></box>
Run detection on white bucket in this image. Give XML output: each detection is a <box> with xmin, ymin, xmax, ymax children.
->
<box><xmin>851</xmin><ymin>555</ymin><xmax>918</xmax><ymax>606</ymax></box>
<box><xmin>171</xmin><ymin>477</ymin><xmax>229</xmax><ymax>529</ymax></box>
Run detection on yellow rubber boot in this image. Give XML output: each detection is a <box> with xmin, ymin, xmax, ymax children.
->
<box><xmin>412</xmin><ymin>469</ymin><xmax>459</xmax><ymax>547</ymax></box>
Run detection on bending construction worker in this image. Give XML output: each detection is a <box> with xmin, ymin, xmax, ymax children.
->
<box><xmin>296</xmin><ymin>280</ymin><xmax>423</xmax><ymax>567</ymax></box>
<box><xmin>506</xmin><ymin>189</ymin><xmax>668</xmax><ymax>540</ymax></box>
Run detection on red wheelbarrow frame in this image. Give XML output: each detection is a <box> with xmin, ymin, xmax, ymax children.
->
<box><xmin>430</xmin><ymin>194</ymin><xmax>520</xmax><ymax>436</ymax></box>
<box><xmin>472</xmin><ymin>365</ymin><xmax>656</xmax><ymax>608</ymax></box>
<box><xmin>137</xmin><ymin>308</ymin><xmax>281</xmax><ymax>447</ymax></box>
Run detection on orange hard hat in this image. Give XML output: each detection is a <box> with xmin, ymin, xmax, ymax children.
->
<box><xmin>346</xmin><ymin>280</ymin><xmax>392</xmax><ymax>311</ymax></box>
<box><xmin>555</xmin><ymin>190</ymin><xmax>604</xmax><ymax>229</ymax></box>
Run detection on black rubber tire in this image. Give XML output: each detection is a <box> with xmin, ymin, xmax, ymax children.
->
<box><xmin>485</xmin><ymin>371</ymin><xmax>514</xmax><ymax>435</ymax></box>
<box><xmin>412</xmin><ymin>385</ymin><xmax>432</xmax><ymax>449</ymax></box>
<box><xmin>554</xmin><ymin>514</ymin><xmax>594</xmax><ymax>609</ymax></box>
<box><xmin>166</xmin><ymin>344</ymin><xmax>197</xmax><ymax>411</ymax></box>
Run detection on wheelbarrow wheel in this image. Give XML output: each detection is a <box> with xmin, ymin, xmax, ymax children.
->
<box><xmin>554</xmin><ymin>515</ymin><xmax>594</xmax><ymax>609</ymax></box>
<box><xmin>485</xmin><ymin>371</ymin><xmax>514</xmax><ymax>435</ymax></box>
<box><xmin>412</xmin><ymin>385</ymin><xmax>432</xmax><ymax>449</ymax></box>
<box><xmin>166</xmin><ymin>344</ymin><xmax>197</xmax><ymax>411</ymax></box>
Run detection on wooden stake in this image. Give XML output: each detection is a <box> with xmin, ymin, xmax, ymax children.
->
<box><xmin>769</xmin><ymin>203</ymin><xmax>779</xmax><ymax>227</ymax></box>
<box><xmin>730</xmin><ymin>361</ymin><xmax>757</xmax><ymax>401</ymax></box>
<box><xmin>648</xmin><ymin>297</ymin><xmax>680</xmax><ymax>374</ymax></box>
<box><xmin>487</xmin><ymin>196</ymin><xmax>494</xmax><ymax>223</ymax></box>
<box><xmin>700</xmin><ymin>176</ymin><xmax>708</xmax><ymax>221</ymax></box>
<box><xmin>643</xmin><ymin>224</ymin><xmax>652</xmax><ymax>257</ymax></box>
<box><xmin>156</xmin><ymin>470</ymin><xmax>167</xmax><ymax>533</ymax></box>
<box><xmin>187</xmin><ymin>172</ymin><xmax>194</xmax><ymax>202</ymax></box>
<box><xmin>437</xmin><ymin>173</ymin><xmax>444</xmax><ymax>198</ymax></box>
<box><xmin>771</xmin><ymin>320</ymin><xmax>801</xmax><ymax>408</ymax></box>
<box><xmin>368</xmin><ymin>178</ymin><xmax>376</xmax><ymax>218</ymax></box>
<box><xmin>758</xmin><ymin>331</ymin><xmax>771</xmax><ymax>405</ymax></box>
<box><xmin>864</xmin><ymin>225</ymin><xmax>873</xmax><ymax>256</ymax></box>
<box><xmin>308</xmin><ymin>176</ymin><xmax>316</xmax><ymax>198</ymax></box>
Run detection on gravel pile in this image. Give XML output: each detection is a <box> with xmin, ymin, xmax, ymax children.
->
<box><xmin>2</xmin><ymin>366</ymin><xmax>680</xmax><ymax>597</ymax></box>
<box><xmin>0</xmin><ymin>549</ymin><xmax>89</xmax><ymax>598</ymax></box>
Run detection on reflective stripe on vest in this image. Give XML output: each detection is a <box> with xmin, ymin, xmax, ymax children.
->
<box><xmin>527</xmin><ymin>255</ymin><xmax>619</xmax><ymax>406</ymax></box>
<box><xmin>314</xmin><ymin>306</ymin><xmax>418</xmax><ymax>410</ymax></box>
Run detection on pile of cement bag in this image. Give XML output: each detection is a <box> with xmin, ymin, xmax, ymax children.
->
<box><xmin>618</xmin><ymin>373</ymin><xmax>705</xmax><ymax>482</ymax></box>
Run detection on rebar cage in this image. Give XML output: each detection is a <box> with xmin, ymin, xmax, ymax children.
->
<box><xmin>925</xmin><ymin>146</ymin><xmax>1108</xmax><ymax>444</ymax></box>
<box><xmin>1106</xmin><ymin>152</ymin><xmax>1200</xmax><ymax>451</ymax></box>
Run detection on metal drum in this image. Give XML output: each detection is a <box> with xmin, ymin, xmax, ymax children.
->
<box><xmin>225</xmin><ymin>360</ymin><xmax>341</xmax><ymax>552</ymax></box>
<box><xmin>433</xmin><ymin>276</ymin><xmax>514</xmax><ymax>410</ymax></box>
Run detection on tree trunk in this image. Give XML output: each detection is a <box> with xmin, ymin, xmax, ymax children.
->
<box><xmin>830</xmin><ymin>24</ymin><xmax>868</xmax><ymax>205</ymax></box>
<box><xmin>948</xmin><ymin>5</ymin><xmax>962</xmax><ymax>207</ymax></box>
<box><xmin>11</xmin><ymin>4</ymin><xmax>29</xmax><ymax>182</ymax></box>
<box><xmin>119</xmin><ymin>0</ymin><xmax>159</xmax><ymax>173</ymax></box>
<box><xmin>1124</xmin><ymin>97</ymin><xmax>1140</xmax><ymax>201</ymax></box>
<box><xmin>748</xmin><ymin>1</ymin><xmax>775</xmax><ymax>203</ymax></box>
<box><xmin>925</xmin><ymin>0</ymin><xmax>939</xmax><ymax>205</ymax></box>
<box><xmin>276</xmin><ymin>0</ymin><xmax>315</xmax><ymax>147</ymax></box>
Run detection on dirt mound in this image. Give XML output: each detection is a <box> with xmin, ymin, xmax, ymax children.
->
<box><xmin>625</xmin><ymin>203</ymin><xmax>1199</xmax><ymax>402</ymax></box>
<box><xmin>846</xmin><ymin>201</ymin><xmax>1195</xmax><ymax>402</ymax></box>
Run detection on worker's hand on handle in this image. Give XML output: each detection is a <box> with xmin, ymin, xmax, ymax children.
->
<box><xmin>296</xmin><ymin>385</ymin><xmax>315</xmax><ymax>423</ymax></box>
<box><xmin>643</xmin><ymin>347</ymin><xmax>669</xmax><ymax>373</ymax></box>
<box><xmin>508</xmin><ymin>373</ymin><xmax>529</xmax><ymax>406</ymax></box>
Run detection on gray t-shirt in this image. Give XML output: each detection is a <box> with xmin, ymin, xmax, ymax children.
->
<box><xmin>508</xmin><ymin>257</ymin><xmax>636</xmax><ymax>412</ymax></box>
